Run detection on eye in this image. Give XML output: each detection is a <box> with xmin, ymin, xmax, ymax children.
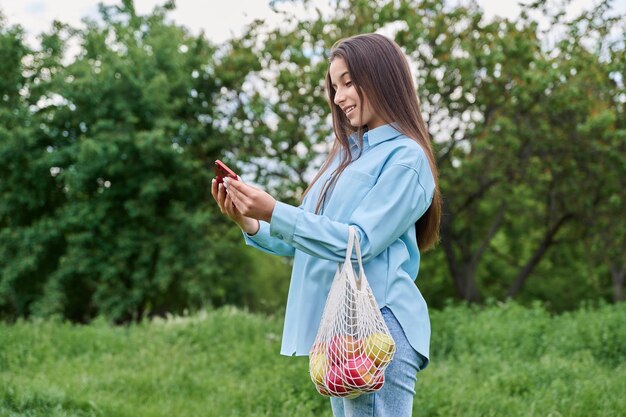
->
<box><xmin>345</xmin><ymin>81</ymin><xmax>353</xmax><ymax>87</ymax></box>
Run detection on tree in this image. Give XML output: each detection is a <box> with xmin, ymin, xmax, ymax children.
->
<box><xmin>1</xmin><ymin>0</ymin><xmax>623</xmax><ymax>321</ymax></box>
<box><xmin>223</xmin><ymin>0</ymin><xmax>625</xmax><ymax>306</ymax></box>
<box><xmin>0</xmin><ymin>1</ymin><xmax>265</xmax><ymax>321</ymax></box>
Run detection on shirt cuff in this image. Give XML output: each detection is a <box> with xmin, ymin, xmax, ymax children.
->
<box><xmin>269</xmin><ymin>201</ymin><xmax>300</xmax><ymax>243</ymax></box>
<box><xmin>243</xmin><ymin>221</ymin><xmax>271</xmax><ymax>246</ymax></box>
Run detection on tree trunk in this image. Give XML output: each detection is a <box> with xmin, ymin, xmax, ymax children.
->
<box><xmin>441</xmin><ymin>203</ymin><xmax>506</xmax><ymax>303</ymax></box>
<box><xmin>443</xmin><ymin>249</ymin><xmax>482</xmax><ymax>302</ymax></box>
<box><xmin>610</xmin><ymin>264</ymin><xmax>625</xmax><ymax>302</ymax></box>
<box><xmin>506</xmin><ymin>213</ymin><xmax>573</xmax><ymax>298</ymax></box>
<box><xmin>459</xmin><ymin>267</ymin><xmax>482</xmax><ymax>302</ymax></box>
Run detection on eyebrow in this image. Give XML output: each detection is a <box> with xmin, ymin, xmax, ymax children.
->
<box><xmin>331</xmin><ymin>71</ymin><xmax>350</xmax><ymax>88</ymax></box>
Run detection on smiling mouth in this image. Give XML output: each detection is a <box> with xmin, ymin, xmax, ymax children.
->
<box><xmin>344</xmin><ymin>106</ymin><xmax>356</xmax><ymax>116</ymax></box>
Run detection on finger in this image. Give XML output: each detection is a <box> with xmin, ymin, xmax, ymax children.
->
<box><xmin>227</xmin><ymin>186</ymin><xmax>243</xmax><ymax>210</ymax></box>
<box><xmin>211</xmin><ymin>178</ymin><xmax>219</xmax><ymax>201</ymax></box>
<box><xmin>224</xmin><ymin>177</ymin><xmax>248</xmax><ymax>194</ymax></box>
<box><xmin>224</xmin><ymin>193</ymin><xmax>239</xmax><ymax>217</ymax></box>
<box><xmin>214</xmin><ymin>178</ymin><xmax>228</xmax><ymax>204</ymax></box>
<box><xmin>217</xmin><ymin>183</ymin><xmax>229</xmax><ymax>212</ymax></box>
<box><xmin>228</xmin><ymin>179</ymin><xmax>255</xmax><ymax>205</ymax></box>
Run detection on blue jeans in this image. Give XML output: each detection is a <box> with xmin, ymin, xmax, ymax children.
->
<box><xmin>330</xmin><ymin>307</ymin><xmax>425</xmax><ymax>417</ymax></box>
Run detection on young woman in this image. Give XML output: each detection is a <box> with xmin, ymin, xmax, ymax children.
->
<box><xmin>211</xmin><ymin>33</ymin><xmax>442</xmax><ymax>417</ymax></box>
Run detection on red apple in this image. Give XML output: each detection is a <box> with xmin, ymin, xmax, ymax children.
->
<box><xmin>316</xmin><ymin>384</ymin><xmax>331</xmax><ymax>396</ymax></box>
<box><xmin>327</xmin><ymin>335</ymin><xmax>363</xmax><ymax>364</ymax></box>
<box><xmin>342</xmin><ymin>354</ymin><xmax>375</xmax><ymax>388</ymax></box>
<box><xmin>325</xmin><ymin>364</ymin><xmax>349</xmax><ymax>395</ymax></box>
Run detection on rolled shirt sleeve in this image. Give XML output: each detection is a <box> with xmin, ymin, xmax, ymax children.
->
<box><xmin>269</xmin><ymin>159</ymin><xmax>435</xmax><ymax>263</ymax></box>
<box><xmin>243</xmin><ymin>220</ymin><xmax>296</xmax><ymax>257</ymax></box>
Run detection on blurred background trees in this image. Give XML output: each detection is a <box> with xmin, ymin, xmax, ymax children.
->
<box><xmin>0</xmin><ymin>0</ymin><xmax>623</xmax><ymax>322</ymax></box>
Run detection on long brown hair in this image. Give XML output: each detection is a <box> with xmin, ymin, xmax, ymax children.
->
<box><xmin>303</xmin><ymin>33</ymin><xmax>442</xmax><ymax>251</ymax></box>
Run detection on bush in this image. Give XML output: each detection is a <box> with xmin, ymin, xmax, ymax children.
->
<box><xmin>1</xmin><ymin>302</ymin><xmax>624</xmax><ymax>416</ymax></box>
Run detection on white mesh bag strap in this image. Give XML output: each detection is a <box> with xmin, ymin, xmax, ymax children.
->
<box><xmin>346</xmin><ymin>226</ymin><xmax>366</xmax><ymax>290</ymax></box>
<box><xmin>344</xmin><ymin>226</ymin><xmax>356</xmax><ymax>265</ymax></box>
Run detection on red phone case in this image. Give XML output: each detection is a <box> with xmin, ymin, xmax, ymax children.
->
<box><xmin>215</xmin><ymin>160</ymin><xmax>238</xmax><ymax>184</ymax></box>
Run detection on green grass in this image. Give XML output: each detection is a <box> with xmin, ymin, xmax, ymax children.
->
<box><xmin>1</xmin><ymin>302</ymin><xmax>624</xmax><ymax>417</ymax></box>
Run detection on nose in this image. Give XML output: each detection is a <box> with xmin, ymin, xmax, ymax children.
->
<box><xmin>333</xmin><ymin>87</ymin><xmax>345</xmax><ymax>106</ymax></box>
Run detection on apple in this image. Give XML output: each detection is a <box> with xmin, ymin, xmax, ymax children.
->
<box><xmin>309</xmin><ymin>349</ymin><xmax>328</xmax><ymax>386</ymax></box>
<box><xmin>367</xmin><ymin>372</ymin><xmax>384</xmax><ymax>392</ymax></box>
<box><xmin>342</xmin><ymin>354</ymin><xmax>375</xmax><ymax>388</ymax></box>
<box><xmin>363</xmin><ymin>333</ymin><xmax>395</xmax><ymax>366</ymax></box>
<box><xmin>325</xmin><ymin>364</ymin><xmax>350</xmax><ymax>395</ymax></box>
<box><xmin>327</xmin><ymin>335</ymin><xmax>363</xmax><ymax>364</ymax></box>
<box><xmin>337</xmin><ymin>389</ymin><xmax>361</xmax><ymax>399</ymax></box>
<box><xmin>316</xmin><ymin>384</ymin><xmax>330</xmax><ymax>397</ymax></box>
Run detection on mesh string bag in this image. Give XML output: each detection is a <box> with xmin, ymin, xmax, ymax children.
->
<box><xmin>309</xmin><ymin>226</ymin><xmax>396</xmax><ymax>398</ymax></box>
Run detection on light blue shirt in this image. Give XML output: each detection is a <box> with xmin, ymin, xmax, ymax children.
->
<box><xmin>244</xmin><ymin>123</ymin><xmax>435</xmax><ymax>368</ymax></box>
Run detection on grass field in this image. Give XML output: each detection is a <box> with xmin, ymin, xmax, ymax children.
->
<box><xmin>1</xmin><ymin>301</ymin><xmax>625</xmax><ymax>417</ymax></box>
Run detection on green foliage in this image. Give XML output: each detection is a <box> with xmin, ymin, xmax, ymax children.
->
<box><xmin>0</xmin><ymin>2</ymin><xmax>267</xmax><ymax>322</ymax></box>
<box><xmin>0</xmin><ymin>0</ymin><xmax>625</xmax><ymax>322</ymax></box>
<box><xmin>240</xmin><ymin>247</ymin><xmax>292</xmax><ymax>314</ymax></box>
<box><xmin>422</xmin><ymin>300</ymin><xmax>626</xmax><ymax>416</ymax></box>
<box><xmin>1</xmin><ymin>303</ymin><xmax>625</xmax><ymax>416</ymax></box>
<box><xmin>224</xmin><ymin>0</ymin><xmax>626</xmax><ymax>307</ymax></box>
<box><xmin>0</xmin><ymin>307</ymin><xmax>329</xmax><ymax>417</ymax></box>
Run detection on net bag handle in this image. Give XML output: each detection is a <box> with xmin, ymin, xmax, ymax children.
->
<box><xmin>344</xmin><ymin>226</ymin><xmax>366</xmax><ymax>290</ymax></box>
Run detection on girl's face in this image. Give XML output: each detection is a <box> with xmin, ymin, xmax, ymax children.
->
<box><xmin>329</xmin><ymin>57</ymin><xmax>385</xmax><ymax>129</ymax></box>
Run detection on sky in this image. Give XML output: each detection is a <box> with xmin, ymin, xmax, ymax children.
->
<box><xmin>2</xmin><ymin>0</ymin><xmax>623</xmax><ymax>47</ymax></box>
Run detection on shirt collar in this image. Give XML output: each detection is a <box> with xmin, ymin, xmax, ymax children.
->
<box><xmin>365</xmin><ymin>123</ymin><xmax>403</xmax><ymax>145</ymax></box>
<box><xmin>350</xmin><ymin>123</ymin><xmax>403</xmax><ymax>149</ymax></box>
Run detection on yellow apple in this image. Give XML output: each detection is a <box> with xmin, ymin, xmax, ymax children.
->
<box><xmin>344</xmin><ymin>391</ymin><xmax>362</xmax><ymax>399</ymax></box>
<box><xmin>363</xmin><ymin>333</ymin><xmax>395</xmax><ymax>366</ymax></box>
<box><xmin>309</xmin><ymin>349</ymin><xmax>328</xmax><ymax>386</ymax></box>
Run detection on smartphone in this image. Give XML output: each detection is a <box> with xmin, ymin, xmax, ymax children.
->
<box><xmin>214</xmin><ymin>160</ymin><xmax>238</xmax><ymax>184</ymax></box>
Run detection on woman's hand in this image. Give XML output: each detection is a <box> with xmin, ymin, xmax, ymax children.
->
<box><xmin>223</xmin><ymin>177</ymin><xmax>276</xmax><ymax>223</ymax></box>
<box><xmin>211</xmin><ymin>178</ymin><xmax>260</xmax><ymax>235</ymax></box>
